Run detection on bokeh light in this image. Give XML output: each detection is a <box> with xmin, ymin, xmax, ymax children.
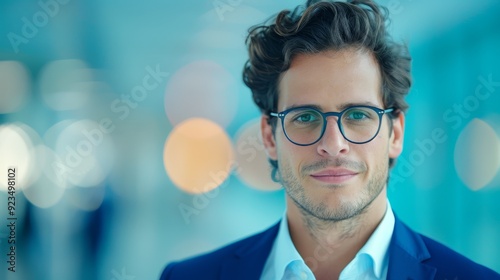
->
<box><xmin>164</xmin><ymin>60</ymin><xmax>238</xmax><ymax>128</ymax></box>
<box><xmin>23</xmin><ymin>145</ymin><xmax>67</xmax><ymax>208</ymax></box>
<box><xmin>52</xmin><ymin>119</ymin><xmax>115</xmax><ymax>188</ymax></box>
<box><xmin>0</xmin><ymin>60</ymin><xmax>30</xmax><ymax>113</ymax></box>
<box><xmin>234</xmin><ymin>119</ymin><xmax>282</xmax><ymax>191</ymax></box>
<box><xmin>39</xmin><ymin>59</ymin><xmax>94</xmax><ymax>111</ymax></box>
<box><xmin>164</xmin><ymin>118</ymin><xmax>234</xmax><ymax>194</ymax></box>
<box><xmin>454</xmin><ymin>118</ymin><xmax>500</xmax><ymax>190</ymax></box>
<box><xmin>44</xmin><ymin>119</ymin><xmax>75</xmax><ymax>148</ymax></box>
<box><xmin>0</xmin><ymin>123</ymin><xmax>40</xmax><ymax>191</ymax></box>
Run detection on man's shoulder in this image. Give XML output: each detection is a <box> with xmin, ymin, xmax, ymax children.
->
<box><xmin>392</xmin><ymin>218</ymin><xmax>500</xmax><ymax>279</ymax></box>
<box><xmin>419</xmin><ymin>233</ymin><xmax>499</xmax><ymax>278</ymax></box>
<box><xmin>160</xmin><ymin>222</ymin><xmax>280</xmax><ymax>280</ymax></box>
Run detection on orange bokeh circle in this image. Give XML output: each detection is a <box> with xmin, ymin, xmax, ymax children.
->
<box><xmin>164</xmin><ymin>118</ymin><xmax>234</xmax><ymax>194</ymax></box>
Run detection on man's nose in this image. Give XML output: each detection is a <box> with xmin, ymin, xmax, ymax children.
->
<box><xmin>316</xmin><ymin>118</ymin><xmax>350</xmax><ymax>157</ymax></box>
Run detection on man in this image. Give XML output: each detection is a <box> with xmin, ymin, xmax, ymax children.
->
<box><xmin>161</xmin><ymin>0</ymin><xmax>500</xmax><ymax>279</ymax></box>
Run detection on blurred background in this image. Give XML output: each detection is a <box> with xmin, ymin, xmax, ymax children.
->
<box><xmin>0</xmin><ymin>0</ymin><xmax>499</xmax><ymax>279</ymax></box>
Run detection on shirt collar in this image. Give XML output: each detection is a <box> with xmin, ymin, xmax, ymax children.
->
<box><xmin>354</xmin><ymin>200</ymin><xmax>395</xmax><ymax>278</ymax></box>
<box><xmin>272</xmin><ymin>208</ymin><xmax>304</xmax><ymax>278</ymax></box>
<box><xmin>265</xmin><ymin>200</ymin><xmax>395</xmax><ymax>279</ymax></box>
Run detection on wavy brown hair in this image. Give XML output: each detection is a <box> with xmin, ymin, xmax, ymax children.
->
<box><xmin>243</xmin><ymin>0</ymin><xmax>412</xmax><ymax>174</ymax></box>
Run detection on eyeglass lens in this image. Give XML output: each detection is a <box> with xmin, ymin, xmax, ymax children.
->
<box><xmin>282</xmin><ymin>106</ymin><xmax>381</xmax><ymax>145</ymax></box>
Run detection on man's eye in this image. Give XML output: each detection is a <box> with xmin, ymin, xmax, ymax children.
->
<box><xmin>293</xmin><ymin>112</ymin><xmax>319</xmax><ymax>123</ymax></box>
<box><xmin>345</xmin><ymin>109</ymin><xmax>371</xmax><ymax>120</ymax></box>
<box><xmin>349</xmin><ymin>112</ymin><xmax>367</xmax><ymax>119</ymax></box>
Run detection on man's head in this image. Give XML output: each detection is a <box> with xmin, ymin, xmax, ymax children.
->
<box><xmin>243</xmin><ymin>0</ymin><xmax>411</xmax><ymax>221</ymax></box>
<box><xmin>243</xmin><ymin>0</ymin><xmax>411</xmax><ymax>172</ymax></box>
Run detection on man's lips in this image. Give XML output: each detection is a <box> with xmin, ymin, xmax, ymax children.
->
<box><xmin>310</xmin><ymin>168</ymin><xmax>358</xmax><ymax>184</ymax></box>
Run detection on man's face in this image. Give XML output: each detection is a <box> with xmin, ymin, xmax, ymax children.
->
<box><xmin>261</xmin><ymin>49</ymin><xmax>405</xmax><ymax>221</ymax></box>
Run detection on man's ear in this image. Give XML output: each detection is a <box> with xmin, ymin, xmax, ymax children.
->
<box><xmin>261</xmin><ymin>115</ymin><xmax>278</xmax><ymax>160</ymax></box>
<box><xmin>389</xmin><ymin>112</ymin><xmax>405</xmax><ymax>159</ymax></box>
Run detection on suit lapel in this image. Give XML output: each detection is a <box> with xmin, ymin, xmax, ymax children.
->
<box><xmin>387</xmin><ymin>217</ymin><xmax>437</xmax><ymax>280</ymax></box>
<box><xmin>218</xmin><ymin>217</ymin><xmax>439</xmax><ymax>279</ymax></box>
<box><xmin>220</xmin><ymin>222</ymin><xmax>280</xmax><ymax>280</ymax></box>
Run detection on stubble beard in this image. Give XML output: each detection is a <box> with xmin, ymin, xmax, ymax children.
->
<box><xmin>279</xmin><ymin>157</ymin><xmax>388</xmax><ymax>226</ymax></box>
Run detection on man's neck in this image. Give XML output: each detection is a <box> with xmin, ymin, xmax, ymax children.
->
<box><xmin>286</xmin><ymin>191</ymin><xmax>387</xmax><ymax>280</ymax></box>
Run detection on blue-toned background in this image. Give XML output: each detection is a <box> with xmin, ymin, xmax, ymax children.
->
<box><xmin>0</xmin><ymin>0</ymin><xmax>499</xmax><ymax>279</ymax></box>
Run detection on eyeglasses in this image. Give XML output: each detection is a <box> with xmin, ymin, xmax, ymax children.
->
<box><xmin>270</xmin><ymin>105</ymin><xmax>394</xmax><ymax>146</ymax></box>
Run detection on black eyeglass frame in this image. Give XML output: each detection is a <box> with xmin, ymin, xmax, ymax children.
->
<box><xmin>269</xmin><ymin>105</ymin><xmax>395</xmax><ymax>146</ymax></box>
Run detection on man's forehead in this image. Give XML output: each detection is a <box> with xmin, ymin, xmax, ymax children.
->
<box><xmin>288</xmin><ymin>47</ymin><xmax>373</xmax><ymax>66</ymax></box>
<box><xmin>277</xmin><ymin>49</ymin><xmax>383</xmax><ymax>109</ymax></box>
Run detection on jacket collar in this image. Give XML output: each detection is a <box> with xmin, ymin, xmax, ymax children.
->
<box><xmin>220</xmin><ymin>222</ymin><xmax>280</xmax><ymax>280</ymax></box>
<box><xmin>220</xmin><ymin>216</ymin><xmax>437</xmax><ymax>280</ymax></box>
<box><xmin>387</xmin><ymin>216</ymin><xmax>437</xmax><ymax>279</ymax></box>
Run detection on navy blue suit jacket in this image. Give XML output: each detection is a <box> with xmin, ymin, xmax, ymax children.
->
<box><xmin>160</xmin><ymin>217</ymin><xmax>499</xmax><ymax>279</ymax></box>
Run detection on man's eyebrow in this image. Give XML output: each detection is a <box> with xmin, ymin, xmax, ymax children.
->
<box><xmin>337</xmin><ymin>101</ymin><xmax>383</xmax><ymax>110</ymax></box>
<box><xmin>283</xmin><ymin>104</ymin><xmax>323</xmax><ymax>111</ymax></box>
<box><xmin>283</xmin><ymin>102</ymin><xmax>383</xmax><ymax>112</ymax></box>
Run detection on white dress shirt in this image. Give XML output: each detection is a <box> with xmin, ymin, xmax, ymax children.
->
<box><xmin>260</xmin><ymin>200</ymin><xmax>395</xmax><ymax>280</ymax></box>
